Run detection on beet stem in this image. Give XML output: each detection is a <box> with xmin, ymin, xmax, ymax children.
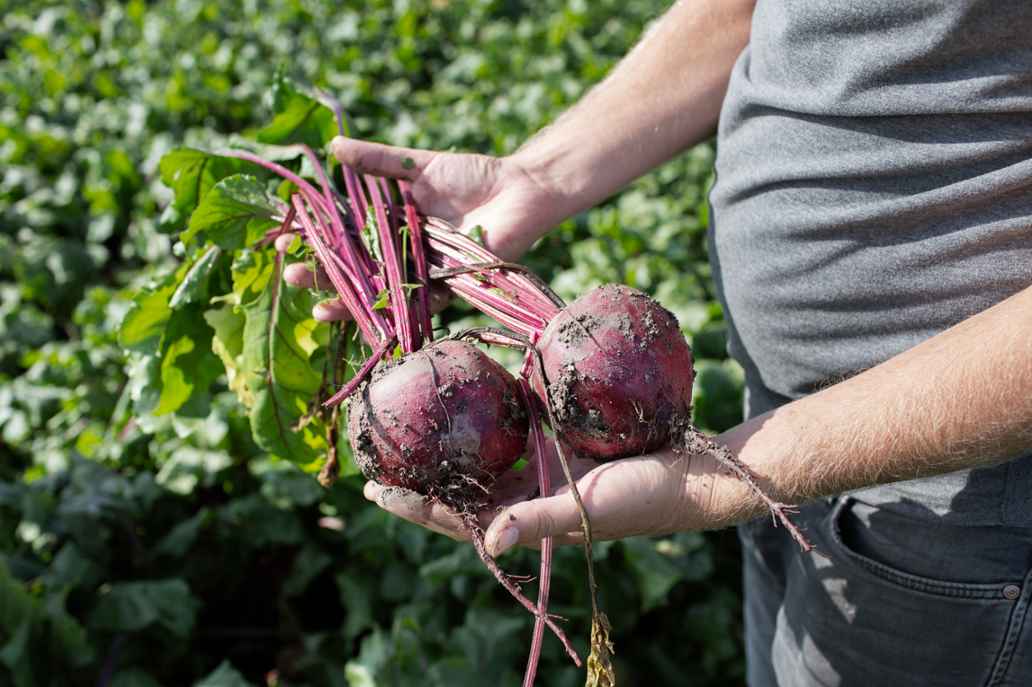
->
<box><xmin>682</xmin><ymin>427</ymin><xmax>814</xmax><ymax>552</ymax></box>
<box><xmin>528</xmin><ymin>347</ymin><xmax>618</xmax><ymax>685</ymax></box>
<box><xmin>439</xmin><ymin>276</ymin><xmax>547</xmax><ymax>337</ymax></box>
<box><xmin>291</xmin><ymin>195</ymin><xmax>385</xmax><ymax>346</ymax></box>
<box><xmin>423</xmin><ymin>219</ymin><xmax>561</xmax><ymax>323</ymax></box>
<box><xmin>399</xmin><ymin>181</ymin><xmax>434</xmax><ymax>343</ymax></box>
<box><xmin>365</xmin><ymin>174</ymin><xmax>416</xmax><ymax>353</ymax></box>
<box><xmin>423</xmin><ymin>218</ymin><xmax>558</xmax><ymax>304</ymax></box>
<box><xmin>518</xmin><ymin>377</ymin><xmax>554</xmax><ymax>687</ymax></box>
<box><xmin>323</xmin><ymin>336</ymin><xmax>396</xmax><ymax>408</ymax></box>
<box><xmin>315</xmin><ymin>87</ymin><xmax>351</xmax><ymax>138</ymax></box>
<box><xmin>428</xmin><ymin>260</ymin><xmax>566</xmax><ymax>311</ymax></box>
<box><xmin>298</xmin><ymin>145</ymin><xmax>381</xmax><ymax>307</ymax></box>
<box><xmin>464</xmin><ymin>516</ymin><xmax>581</xmax><ymax>668</ymax></box>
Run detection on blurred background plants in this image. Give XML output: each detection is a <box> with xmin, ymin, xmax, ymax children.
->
<box><xmin>0</xmin><ymin>1</ymin><xmax>744</xmax><ymax>685</ymax></box>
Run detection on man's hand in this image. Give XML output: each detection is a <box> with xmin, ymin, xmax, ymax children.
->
<box><xmin>283</xmin><ymin>136</ymin><xmax>563</xmax><ymax>320</ymax></box>
<box><xmin>364</xmin><ymin>438</ymin><xmax>730</xmax><ymax>557</ymax></box>
<box><xmin>331</xmin><ymin>136</ymin><xmax>561</xmax><ymax>261</ymax></box>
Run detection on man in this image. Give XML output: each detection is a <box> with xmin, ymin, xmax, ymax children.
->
<box><xmin>294</xmin><ymin>1</ymin><xmax>1032</xmax><ymax>684</ymax></box>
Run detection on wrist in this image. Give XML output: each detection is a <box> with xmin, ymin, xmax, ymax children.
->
<box><xmin>674</xmin><ymin>448</ymin><xmax>758</xmax><ymax>531</ymax></box>
<box><xmin>478</xmin><ymin>152</ymin><xmax>580</xmax><ymax>261</ymax></box>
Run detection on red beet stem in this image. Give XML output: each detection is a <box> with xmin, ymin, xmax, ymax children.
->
<box><xmin>365</xmin><ymin>175</ymin><xmax>417</xmax><ymax>353</ymax></box>
<box><xmin>424</xmin><ymin>218</ymin><xmax>562</xmax><ymax>319</ymax></box>
<box><xmin>291</xmin><ymin>194</ymin><xmax>386</xmax><ymax>346</ymax></box>
<box><xmin>518</xmin><ymin>377</ymin><xmax>554</xmax><ymax>687</ymax></box>
<box><xmin>399</xmin><ymin>181</ymin><xmax>434</xmax><ymax>342</ymax></box>
<box><xmin>323</xmin><ymin>335</ymin><xmax>396</xmax><ymax>407</ymax></box>
<box><xmin>297</xmin><ymin>145</ymin><xmax>380</xmax><ymax>307</ymax></box>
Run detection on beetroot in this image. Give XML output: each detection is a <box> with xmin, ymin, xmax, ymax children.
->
<box><xmin>347</xmin><ymin>339</ymin><xmax>528</xmax><ymax>509</ymax></box>
<box><xmin>538</xmin><ymin>284</ymin><xmax>694</xmax><ymax>460</ymax></box>
<box><xmin>224</xmin><ymin>140</ymin><xmax>583</xmax><ymax>679</ymax></box>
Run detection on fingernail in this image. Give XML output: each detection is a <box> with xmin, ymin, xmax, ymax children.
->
<box><xmin>274</xmin><ymin>233</ymin><xmax>296</xmax><ymax>252</ymax></box>
<box><xmin>330</xmin><ymin>135</ymin><xmax>350</xmax><ymax>155</ymax></box>
<box><xmin>363</xmin><ymin>482</ymin><xmax>380</xmax><ymax>502</ymax></box>
<box><xmin>489</xmin><ymin>527</ymin><xmax>519</xmax><ymax>557</ymax></box>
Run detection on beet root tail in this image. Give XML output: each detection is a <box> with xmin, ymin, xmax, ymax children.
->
<box><xmin>682</xmin><ymin>427</ymin><xmax>814</xmax><ymax>552</ymax></box>
<box><xmin>463</xmin><ymin>515</ymin><xmax>582</xmax><ymax>668</ymax></box>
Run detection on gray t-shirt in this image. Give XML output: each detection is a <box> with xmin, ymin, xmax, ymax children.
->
<box><xmin>709</xmin><ymin>0</ymin><xmax>1032</xmax><ymax>526</ymax></box>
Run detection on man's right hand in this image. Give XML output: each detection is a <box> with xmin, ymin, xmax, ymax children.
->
<box><xmin>283</xmin><ymin>135</ymin><xmax>560</xmax><ymax>321</ymax></box>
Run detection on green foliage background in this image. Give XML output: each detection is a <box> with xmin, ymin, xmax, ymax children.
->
<box><xmin>0</xmin><ymin>1</ymin><xmax>746</xmax><ymax>685</ymax></box>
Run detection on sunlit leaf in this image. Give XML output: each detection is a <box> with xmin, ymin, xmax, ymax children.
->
<box><xmin>182</xmin><ymin>175</ymin><xmax>280</xmax><ymax>250</ymax></box>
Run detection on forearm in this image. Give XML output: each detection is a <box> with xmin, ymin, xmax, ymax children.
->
<box><xmin>498</xmin><ymin>0</ymin><xmax>755</xmax><ymax>254</ymax></box>
<box><xmin>708</xmin><ymin>284</ymin><xmax>1032</xmax><ymax>525</ymax></box>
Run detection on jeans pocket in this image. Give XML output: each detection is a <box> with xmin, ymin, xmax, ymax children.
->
<box><xmin>792</xmin><ymin>496</ymin><xmax>1030</xmax><ymax>687</ymax></box>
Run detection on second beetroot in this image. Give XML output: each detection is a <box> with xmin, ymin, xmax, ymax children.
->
<box><xmin>347</xmin><ymin>339</ymin><xmax>529</xmax><ymax>511</ymax></box>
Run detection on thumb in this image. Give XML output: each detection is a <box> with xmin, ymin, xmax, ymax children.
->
<box><xmin>484</xmin><ymin>491</ymin><xmax>583</xmax><ymax>557</ymax></box>
<box><xmin>330</xmin><ymin>136</ymin><xmax>436</xmax><ymax>180</ymax></box>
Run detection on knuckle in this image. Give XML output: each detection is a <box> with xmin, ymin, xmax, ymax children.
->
<box><xmin>527</xmin><ymin>508</ymin><xmax>557</xmax><ymax>542</ymax></box>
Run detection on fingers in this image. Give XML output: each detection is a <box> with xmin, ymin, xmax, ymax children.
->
<box><xmin>283</xmin><ymin>262</ymin><xmax>332</xmax><ymax>290</ymax></box>
<box><xmin>283</xmin><ymin>263</ymin><xmax>352</xmax><ymax>322</ymax></box>
<box><xmin>483</xmin><ymin>490</ymin><xmax>585</xmax><ymax>557</ymax></box>
<box><xmin>312</xmin><ymin>299</ymin><xmax>352</xmax><ymax>322</ymax></box>
<box><xmin>274</xmin><ymin>233</ymin><xmax>298</xmax><ymax>253</ymax></box>
<box><xmin>364</xmin><ymin>481</ymin><xmax>469</xmax><ymax>541</ymax></box>
<box><xmin>331</xmin><ymin>136</ymin><xmax>436</xmax><ymax>181</ymax></box>
<box><xmin>362</xmin><ymin>478</ymin><xmax>587</xmax><ymax>551</ymax></box>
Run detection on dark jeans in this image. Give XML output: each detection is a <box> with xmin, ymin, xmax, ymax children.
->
<box><xmin>740</xmin><ymin>496</ymin><xmax>1032</xmax><ymax>687</ymax></box>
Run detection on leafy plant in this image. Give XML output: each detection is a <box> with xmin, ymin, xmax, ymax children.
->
<box><xmin>0</xmin><ymin>2</ymin><xmax>745</xmax><ymax>685</ymax></box>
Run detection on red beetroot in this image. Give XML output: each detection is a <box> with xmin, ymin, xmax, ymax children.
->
<box><xmin>538</xmin><ymin>284</ymin><xmax>694</xmax><ymax>460</ymax></box>
<box><xmin>347</xmin><ymin>339</ymin><xmax>528</xmax><ymax>509</ymax></box>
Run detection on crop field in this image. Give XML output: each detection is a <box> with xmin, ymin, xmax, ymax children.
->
<box><xmin>0</xmin><ymin>2</ymin><xmax>746</xmax><ymax>685</ymax></box>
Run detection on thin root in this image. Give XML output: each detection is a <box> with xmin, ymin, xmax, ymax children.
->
<box><xmin>683</xmin><ymin>427</ymin><xmax>813</xmax><ymax>552</ymax></box>
<box><xmin>463</xmin><ymin>515</ymin><xmax>582</xmax><ymax>668</ymax></box>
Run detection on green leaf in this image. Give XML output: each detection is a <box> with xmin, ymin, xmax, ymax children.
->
<box><xmin>0</xmin><ymin>622</ymin><xmax>34</xmax><ymax>687</ymax></box>
<box><xmin>240</xmin><ymin>257</ymin><xmax>327</xmax><ymax>463</ymax></box>
<box><xmin>183</xmin><ymin>175</ymin><xmax>280</xmax><ymax>250</ymax></box>
<box><xmin>120</xmin><ymin>243</ymin><xmax>227</xmax><ymax>359</ymax></box>
<box><xmin>0</xmin><ymin>558</ymin><xmax>35</xmax><ymax>648</ymax></box>
<box><xmin>153</xmin><ymin>509</ymin><xmax>211</xmax><ymax>558</ymax></box>
<box><xmin>692</xmin><ymin>359</ymin><xmax>745</xmax><ymax>433</ymax></box>
<box><xmin>126</xmin><ymin>352</ymin><xmax>162</xmax><ymax>418</ymax></box>
<box><xmin>231</xmin><ymin>249</ymin><xmax>276</xmax><ymax>306</ymax></box>
<box><xmin>204</xmin><ymin>304</ymin><xmax>251</xmax><ymax>407</ymax></box>
<box><xmin>0</xmin><ymin>559</ymin><xmax>94</xmax><ymax>675</ymax></box>
<box><xmin>154</xmin><ymin>306</ymin><xmax>222</xmax><ymax>416</ymax></box>
<box><xmin>371</xmin><ymin>289</ymin><xmax>390</xmax><ymax>310</ymax></box>
<box><xmin>155</xmin><ymin>448</ymin><xmax>233</xmax><ymax>495</ymax></box>
<box><xmin>337</xmin><ymin>573</ymin><xmax>376</xmax><ymax>640</ymax></box>
<box><xmin>283</xmin><ymin>546</ymin><xmax>332</xmax><ymax>598</ymax></box>
<box><xmin>169</xmin><ymin>245</ymin><xmax>222</xmax><ymax>309</ymax></box>
<box><xmin>194</xmin><ymin>660</ymin><xmax>255</xmax><ymax>687</ymax></box>
<box><xmin>257</xmin><ymin>73</ymin><xmax>338</xmax><ymax>148</ymax></box>
<box><xmin>89</xmin><ymin>578</ymin><xmax>199</xmax><ymax>638</ymax></box>
<box><xmin>622</xmin><ymin>537</ymin><xmax>686</xmax><ymax>612</ymax></box>
<box><xmin>158</xmin><ymin>149</ymin><xmax>258</xmax><ymax>233</ymax></box>
<box><xmin>118</xmin><ymin>278</ymin><xmax>176</xmax><ymax>354</ymax></box>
